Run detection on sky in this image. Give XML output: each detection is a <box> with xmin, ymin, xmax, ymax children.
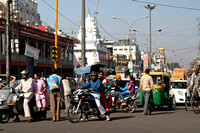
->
<box><xmin>37</xmin><ymin>0</ymin><xmax>200</xmax><ymax>69</ymax></box>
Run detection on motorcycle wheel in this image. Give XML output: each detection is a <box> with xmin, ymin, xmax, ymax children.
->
<box><xmin>67</xmin><ymin>104</ymin><xmax>82</xmax><ymax>123</ymax></box>
<box><xmin>127</xmin><ymin>102</ymin><xmax>136</xmax><ymax>113</ymax></box>
<box><xmin>0</xmin><ymin>111</ymin><xmax>10</xmax><ymax>123</ymax></box>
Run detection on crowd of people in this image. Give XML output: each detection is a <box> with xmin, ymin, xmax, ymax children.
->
<box><xmin>4</xmin><ymin>66</ymin><xmax>200</xmax><ymax>123</ymax></box>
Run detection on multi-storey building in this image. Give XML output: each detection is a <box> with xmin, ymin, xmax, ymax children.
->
<box><xmin>0</xmin><ymin>18</ymin><xmax>75</xmax><ymax>79</ymax></box>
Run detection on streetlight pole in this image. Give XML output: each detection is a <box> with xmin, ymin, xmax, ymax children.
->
<box><xmin>145</xmin><ymin>4</ymin><xmax>156</xmax><ymax>71</ymax></box>
<box><xmin>112</xmin><ymin>16</ymin><xmax>148</xmax><ymax>58</ymax></box>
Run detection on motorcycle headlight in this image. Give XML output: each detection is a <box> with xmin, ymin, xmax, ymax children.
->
<box><xmin>0</xmin><ymin>94</ymin><xmax>6</xmax><ymax>100</ymax></box>
<box><xmin>178</xmin><ymin>91</ymin><xmax>183</xmax><ymax>96</ymax></box>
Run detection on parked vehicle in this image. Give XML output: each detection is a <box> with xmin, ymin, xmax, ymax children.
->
<box><xmin>67</xmin><ymin>89</ymin><xmax>105</xmax><ymax>123</ymax></box>
<box><xmin>170</xmin><ymin>80</ymin><xmax>187</xmax><ymax>106</ymax></box>
<box><xmin>0</xmin><ymin>80</ymin><xmax>46</xmax><ymax>123</ymax></box>
<box><xmin>140</xmin><ymin>72</ymin><xmax>173</xmax><ymax>114</ymax></box>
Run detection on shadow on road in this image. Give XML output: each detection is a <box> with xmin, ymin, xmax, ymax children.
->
<box><xmin>150</xmin><ymin>111</ymin><xmax>175</xmax><ymax>115</ymax></box>
<box><xmin>0</xmin><ymin>129</ymin><xmax>4</xmax><ymax>132</ymax></box>
<box><xmin>110</xmin><ymin>116</ymin><xmax>134</xmax><ymax>121</ymax></box>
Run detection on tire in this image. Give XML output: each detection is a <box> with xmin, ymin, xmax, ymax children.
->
<box><xmin>191</xmin><ymin>95</ymin><xmax>200</xmax><ymax>114</ymax></box>
<box><xmin>67</xmin><ymin>104</ymin><xmax>82</xmax><ymax>123</ymax></box>
<box><xmin>0</xmin><ymin>111</ymin><xmax>10</xmax><ymax>124</ymax></box>
<box><xmin>185</xmin><ymin>98</ymin><xmax>188</xmax><ymax>111</ymax></box>
<box><xmin>127</xmin><ymin>102</ymin><xmax>136</xmax><ymax>113</ymax></box>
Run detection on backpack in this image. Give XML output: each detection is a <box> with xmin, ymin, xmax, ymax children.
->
<box><xmin>47</xmin><ymin>76</ymin><xmax>59</xmax><ymax>91</ymax></box>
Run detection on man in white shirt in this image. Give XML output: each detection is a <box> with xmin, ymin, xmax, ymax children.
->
<box><xmin>140</xmin><ymin>68</ymin><xmax>157</xmax><ymax>115</ymax></box>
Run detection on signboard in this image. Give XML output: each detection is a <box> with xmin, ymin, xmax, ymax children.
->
<box><xmin>25</xmin><ymin>43</ymin><xmax>40</xmax><ymax>60</ymax></box>
<box><xmin>143</xmin><ymin>54</ymin><xmax>148</xmax><ymax>71</ymax></box>
<box><xmin>93</xmin><ymin>52</ymin><xmax>99</xmax><ymax>64</ymax></box>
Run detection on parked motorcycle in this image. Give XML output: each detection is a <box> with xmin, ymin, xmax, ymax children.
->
<box><xmin>0</xmin><ymin>81</ymin><xmax>46</xmax><ymax>123</ymax></box>
<box><xmin>67</xmin><ymin>89</ymin><xmax>105</xmax><ymax>123</ymax></box>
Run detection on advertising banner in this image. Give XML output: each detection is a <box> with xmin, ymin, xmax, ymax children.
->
<box><xmin>143</xmin><ymin>54</ymin><xmax>148</xmax><ymax>71</ymax></box>
<box><xmin>25</xmin><ymin>43</ymin><xmax>40</xmax><ymax>60</ymax></box>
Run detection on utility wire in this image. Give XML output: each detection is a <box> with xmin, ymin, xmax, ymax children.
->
<box><xmin>98</xmin><ymin>21</ymin><xmax>120</xmax><ymax>40</ymax></box>
<box><xmin>165</xmin><ymin>46</ymin><xmax>198</xmax><ymax>51</ymax></box>
<box><xmin>132</xmin><ymin>0</ymin><xmax>200</xmax><ymax>11</ymax></box>
<box><xmin>42</xmin><ymin>0</ymin><xmax>79</xmax><ymax>27</ymax></box>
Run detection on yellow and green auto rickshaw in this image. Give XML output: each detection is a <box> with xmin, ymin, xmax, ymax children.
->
<box><xmin>140</xmin><ymin>72</ymin><xmax>173</xmax><ymax>112</ymax></box>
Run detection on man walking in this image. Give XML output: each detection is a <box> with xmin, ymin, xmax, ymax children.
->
<box><xmin>140</xmin><ymin>68</ymin><xmax>157</xmax><ymax>115</ymax></box>
<box><xmin>47</xmin><ymin>68</ymin><xmax>61</xmax><ymax>122</ymax></box>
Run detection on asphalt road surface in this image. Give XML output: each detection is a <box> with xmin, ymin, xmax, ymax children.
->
<box><xmin>1</xmin><ymin>106</ymin><xmax>200</xmax><ymax>133</ymax></box>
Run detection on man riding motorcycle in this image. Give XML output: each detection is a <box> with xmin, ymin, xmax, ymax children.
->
<box><xmin>80</xmin><ymin>71</ymin><xmax>107</xmax><ymax>120</ymax></box>
<box><xmin>12</xmin><ymin>70</ymin><xmax>34</xmax><ymax>123</ymax></box>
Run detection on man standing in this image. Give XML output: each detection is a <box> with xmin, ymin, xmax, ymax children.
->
<box><xmin>140</xmin><ymin>68</ymin><xmax>157</xmax><ymax>115</ymax></box>
<box><xmin>47</xmin><ymin>69</ymin><xmax>61</xmax><ymax>122</ymax></box>
<box><xmin>186</xmin><ymin>73</ymin><xmax>192</xmax><ymax>98</ymax></box>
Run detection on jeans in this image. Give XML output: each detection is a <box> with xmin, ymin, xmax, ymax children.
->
<box><xmin>119</xmin><ymin>92</ymin><xmax>129</xmax><ymax>103</ymax></box>
<box><xmin>143</xmin><ymin>90</ymin><xmax>151</xmax><ymax>114</ymax></box>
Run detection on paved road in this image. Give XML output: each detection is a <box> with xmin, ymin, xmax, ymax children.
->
<box><xmin>1</xmin><ymin>106</ymin><xmax>200</xmax><ymax>133</ymax></box>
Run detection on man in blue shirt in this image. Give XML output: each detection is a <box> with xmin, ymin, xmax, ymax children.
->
<box><xmin>81</xmin><ymin>71</ymin><xmax>106</xmax><ymax>120</ymax></box>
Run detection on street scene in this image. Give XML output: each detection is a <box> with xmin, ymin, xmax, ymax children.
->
<box><xmin>0</xmin><ymin>0</ymin><xmax>200</xmax><ymax>133</ymax></box>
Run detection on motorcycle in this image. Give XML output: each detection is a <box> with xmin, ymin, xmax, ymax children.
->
<box><xmin>113</xmin><ymin>93</ymin><xmax>137</xmax><ymax>113</ymax></box>
<box><xmin>67</xmin><ymin>89</ymin><xmax>105</xmax><ymax>123</ymax></box>
<box><xmin>0</xmin><ymin>81</ymin><xmax>46</xmax><ymax>123</ymax></box>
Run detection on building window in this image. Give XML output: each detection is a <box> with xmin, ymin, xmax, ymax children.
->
<box><xmin>119</xmin><ymin>49</ymin><xmax>123</xmax><ymax>51</ymax></box>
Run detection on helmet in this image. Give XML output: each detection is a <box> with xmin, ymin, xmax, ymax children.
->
<box><xmin>116</xmin><ymin>74</ymin><xmax>121</xmax><ymax>79</ymax></box>
<box><xmin>90</xmin><ymin>71</ymin><xmax>97</xmax><ymax>76</ymax></box>
<box><xmin>21</xmin><ymin>70</ymin><xmax>28</xmax><ymax>75</ymax></box>
<box><xmin>21</xmin><ymin>70</ymin><xmax>29</xmax><ymax>79</ymax></box>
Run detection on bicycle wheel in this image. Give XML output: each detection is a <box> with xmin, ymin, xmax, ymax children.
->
<box><xmin>191</xmin><ymin>95</ymin><xmax>200</xmax><ymax>114</ymax></box>
<box><xmin>185</xmin><ymin>94</ymin><xmax>188</xmax><ymax>111</ymax></box>
<box><xmin>185</xmin><ymin>99</ymin><xmax>188</xmax><ymax>111</ymax></box>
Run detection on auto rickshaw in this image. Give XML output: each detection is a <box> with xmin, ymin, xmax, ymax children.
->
<box><xmin>140</xmin><ymin>72</ymin><xmax>173</xmax><ymax>112</ymax></box>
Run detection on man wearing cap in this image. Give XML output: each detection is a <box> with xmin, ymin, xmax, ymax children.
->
<box><xmin>111</xmin><ymin>74</ymin><xmax>125</xmax><ymax>104</ymax></box>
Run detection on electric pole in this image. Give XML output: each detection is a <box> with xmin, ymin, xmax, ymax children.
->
<box><xmin>81</xmin><ymin>0</ymin><xmax>86</xmax><ymax>67</ymax></box>
<box><xmin>6</xmin><ymin>0</ymin><xmax>12</xmax><ymax>84</ymax></box>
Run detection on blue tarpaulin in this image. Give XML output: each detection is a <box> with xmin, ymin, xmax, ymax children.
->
<box><xmin>74</xmin><ymin>66</ymin><xmax>91</xmax><ymax>75</ymax></box>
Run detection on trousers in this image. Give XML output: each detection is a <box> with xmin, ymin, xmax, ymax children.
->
<box><xmin>50</xmin><ymin>90</ymin><xmax>61</xmax><ymax>121</ymax></box>
<box><xmin>91</xmin><ymin>93</ymin><xmax>106</xmax><ymax>115</ymax></box>
<box><xmin>143</xmin><ymin>90</ymin><xmax>151</xmax><ymax>114</ymax></box>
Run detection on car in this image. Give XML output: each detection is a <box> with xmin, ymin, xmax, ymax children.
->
<box><xmin>170</xmin><ymin>80</ymin><xmax>187</xmax><ymax>105</ymax></box>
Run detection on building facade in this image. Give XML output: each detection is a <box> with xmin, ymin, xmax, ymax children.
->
<box><xmin>73</xmin><ymin>13</ymin><xmax>108</xmax><ymax>67</ymax></box>
<box><xmin>0</xmin><ymin>0</ymin><xmax>42</xmax><ymax>26</ymax></box>
<box><xmin>0</xmin><ymin>18</ymin><xmax>74</xmax><ymax>79</ymax></box>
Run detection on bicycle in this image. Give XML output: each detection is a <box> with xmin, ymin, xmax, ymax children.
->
<box><xmin>191</xmin><ymin>91</ymin><xmax>200</xmax><ymax>114</ymax></box>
